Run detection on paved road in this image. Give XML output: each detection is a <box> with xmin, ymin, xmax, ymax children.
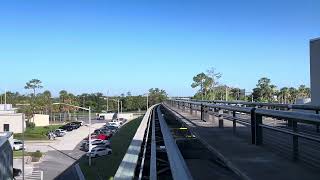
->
<box><xmin>29</xmin><ymin>122</ymin><xmax>105</xmax><ymax>180</ymax></box>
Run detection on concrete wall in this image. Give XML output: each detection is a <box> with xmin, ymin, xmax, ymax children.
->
<box><xmin>118</xmin><ymin>113</ymin><xmax>134</xmax><ymax>120</ymax></box>
<box><xmin>0</xmin><ymin>104</ymin><xmax>13</xmax><ymax>111</ymax></box>
<box><xmin>311</xmin><ymin>38</ymin><xmax>320</xmax><ymax>105</ymax></box>
<box><xmin>30</xmin><ymin>114</ymin><xmax>49</xmax><ymax>127</ymax></box>
<box><xmin>0</xmin><ymin>110</ymin><xmax>16</xmax><ymax>114</ymax></box>
<box><xmin>0</xmin><ymin>114</ymin><xmax>24</xmax><ymax>133</ymax></box>
<box><xmin>98</xmin><ymin>113</ymin><xmax>135</xmax><ymax>120</ymax></box>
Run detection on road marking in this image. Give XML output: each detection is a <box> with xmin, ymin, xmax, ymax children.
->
<box><xmin>15</xmin><ymin>171</ymin><xmax>43</xmax><ymax>180</ymax></box>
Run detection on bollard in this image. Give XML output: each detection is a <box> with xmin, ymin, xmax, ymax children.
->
<box><xmin>292</xmin><ymin>120</ymin><xmax>299</xmax><ymax>161</ymax></box>
<box><xmin>218</xmin><ymin>109</ymin><xmax>224</xmax><ymax>128</ymax></box>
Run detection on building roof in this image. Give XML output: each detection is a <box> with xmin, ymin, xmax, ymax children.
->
<box><xmin>0</xmin><ymin>132</ymin><xmax>13</xmax><ymax>147</ymax></box>
<box><xmin>310</xmin><ymin>37</ymin><xmax>320</xmax><ymax>42</ymax></box>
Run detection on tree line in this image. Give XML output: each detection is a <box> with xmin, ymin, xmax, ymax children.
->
<box><xmin>1</xmin><ymin>79</ymin><xmax>167</xmax><ymax>118</ymax></box>
<box><xmin>191</xmin><ymin>68</ymin><xmax>310</xmax><ymax>103</ymax></box>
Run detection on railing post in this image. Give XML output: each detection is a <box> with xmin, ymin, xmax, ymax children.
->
<box><xmin>255</xmin><ymin>113</ymin><xmax>263</xmax><ymax>145</ymax></box>
<box><xmin>316</xmin><ymin>110</ymin><xmax>319</xmax><ymax>133</ymax></box>
<box><xmin>292</xmin><ymin>120</ymin><xmax>299</xmax><ymax>161</ymax></box>
<box><xmin>200</xmin><ymin>104</ymin><xmax>204</xmax><ymax>121</ymax></box>
<box><xmin>251</xmin><ymin>108</ymin><xmax>256</xmax><ymax>144</ymax></box>
<box><xmin>287</xmin><ymin>107</ymin><xmax>293</xmax><ymax>127</ymax></box>
<box><xmin>218</xmin><ymin>109</ymin><xmax>224</xmax><ymax>128</ymax></box>
<box><xmin>233</xmin><ymin>111</ymin><xmax>236</xmax><ymax>135</ymax></box>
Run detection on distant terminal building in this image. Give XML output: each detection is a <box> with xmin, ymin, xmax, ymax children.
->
<box><xmin>310</xmin><ymin>38</ymin><xmax>320</xmax><ymax>105</ymax></box>
<box><xmin>0</xmin><ymin>132</ymin><xmax>13</xmax><ymax>180</ymax></box>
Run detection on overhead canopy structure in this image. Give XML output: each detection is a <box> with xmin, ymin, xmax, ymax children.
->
<box><xmin>310</xmin><ymin>38</ymin><xmax>320</xmax><ymax>105</ymax></box>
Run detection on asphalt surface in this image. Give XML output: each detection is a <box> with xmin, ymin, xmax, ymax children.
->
<box><xmin>32</xmin><ymin>119</ymin><xmax>106</xmax><ymax>180</ymax></box>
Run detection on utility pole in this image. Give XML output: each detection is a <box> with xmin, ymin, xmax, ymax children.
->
<box><xmin>4</xmin><ymin>88</ymin><xmax>7</xmax><ymax>110</ymax></box>
<box><xmin>225</xmin><ymin>86</ymin><xmax>228</xmax><ymax>101</ymax></box>
<box><xmin>120</xmin><ymin>101</ymin><xmax>123</xmax><ymax>114</ymax></box>
<box><xmin>106</xmin><ymin>97</ymin><xmax>109</xmax><ymax>112</ymax></box>
<box><xmin>117</xmin><ymin>100</ymin><xmax>120</xmax><ymax>115</ymax></box>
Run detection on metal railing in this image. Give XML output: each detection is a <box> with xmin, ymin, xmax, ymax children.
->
<box><xmin>176</xmin><ymin>99</ymin><xmax>320</xmax><ymax>113</ymax></box>
<box><xmin>166</xmin><ymin>99</ymin><xmax>320</xmax><ymax>169</ymax></box>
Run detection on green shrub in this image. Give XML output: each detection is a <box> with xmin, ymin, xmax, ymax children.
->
<box><xmin>26</xmin><ymin>122</ymin><xmax>35</xmax><ymax>129</ymax></box>
<box><xmin>31</xmin><ymin>150</ymin><xmax>42</xmax><ymax>158</ymax></box>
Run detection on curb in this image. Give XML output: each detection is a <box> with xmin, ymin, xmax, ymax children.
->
<box><xmin>75</xmin><ymin>163</ymin><xmax>86</xmax><ymax>180</ymax></box>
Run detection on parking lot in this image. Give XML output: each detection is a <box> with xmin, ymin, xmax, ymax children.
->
<box><xmin>14</xmin><ymin>119</ymin><xmax>106</xmax><ymax>180</ymax></box>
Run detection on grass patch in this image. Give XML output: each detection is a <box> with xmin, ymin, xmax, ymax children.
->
<box><xmin>80</xmin><ymin>117</ymin><xmax>143</xmax><ymax>180</ymax></box>
<box><xmin>13</xmin><ymin>150</ymin><xmax>43</xmax><ymax>158</ymax></box>
<box><xmin>14</xmin><ymin>125</ymin><xmax>61</xmax><ymax>140</ymax></box>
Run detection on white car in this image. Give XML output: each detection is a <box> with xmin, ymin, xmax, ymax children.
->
<box><xmin>86</xmin><ymin>147</ymin><xmax>112</xmax><ymax>157</ymax></box>
<box><xmin>13</xmin><ymin>139</ymin><xmax>25</xmax><ymax>151</ymax></box>
<box><xmin>83</xmin><ymin>139</ymin><xmax>111</xmax><ymax>150</ymax></box>
<box><xmin>108</xmin><ymin>121</ymin><xmax>121</xmax><ymax>128</ymax></box>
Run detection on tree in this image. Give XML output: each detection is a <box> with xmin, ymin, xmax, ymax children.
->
<box><xmin>191</xmin><ymin>73</ymin><xmax>213</xmax><ymax>100</ymax></box>
<box><xmin>297</xmin><ymin>85</ymin><xmax>310</xmax><ymax>98</ymax></box>
<box><xmin>206</xmin><ymin>67</ymin><xmax>222</xmax><ymax>100</ymax></box>
<box><xmin>148</xmin><ymin>88</ymin><xmax>167</xmax><ymax>105</ymax></box>
<box><xmin>278</xmin><ymin>87</ymin><xmax>290</xmax><ymax>103</ymax></box>
<box><xmin>24</xmin><ymin>79</ymin><xmax>43</xmax><ymax>96</ymax></box>
<box><xmin>254</xmin><ymin>77</ymin><xmax>277</xmax><ymax>102</ymax></box>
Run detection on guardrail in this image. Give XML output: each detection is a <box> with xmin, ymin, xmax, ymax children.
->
<box><xmin>175</xmin><ymin>99</ymin><xmax>320</xmax><ymax>112</ymax></box>
<box><xmin>114</xmin><ymin>105</ymin><xmax>156</xmax><ymax>179</ymax></box>
<box><xmin>166</xmin><ymin>99</ymin><xmax>320</xmax><ymax>168</ymax></box>
<box><xmin>115</xmin><ymin>104</ymin><xmax>193</xmax><ymax>180</ymax></box>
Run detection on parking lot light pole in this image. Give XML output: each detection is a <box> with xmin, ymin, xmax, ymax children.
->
<box><xmin>144</xmin><ymin>93</ymin><xmax>149</xmax><ymax>110</ymax></box>
<box><xmin>52</xmin><ymin>103</ymin><xmax>92</xmax><ymax>166</ymax></box>
<box><xmin>110</xmin><ymin>99</ymin><xmax>120</xmax><ymax>115</ymax></box>
<box><xmin>22</xmin><ymin>114</ymin><xmax>25</xmax><ymax>180</ymax></box>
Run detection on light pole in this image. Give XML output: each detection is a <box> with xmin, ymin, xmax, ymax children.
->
<box><xmin>22</xmin><ymin>114</ymin><xmax>25</xmax><ymax>180</ymax></box>
<box><xmin>52</xmin><ymin>103</ymin><xmax>92</xmax><ymax>166</ymax></box>
<box><xmin>120</xmin><ymin>101</ymin><xmax>123</xmax><ymax>114</ymax></box>
<box><xmin>144</xmin><ymin>93</ymin><xmax>149</xmax><ymax>110</ymax></box>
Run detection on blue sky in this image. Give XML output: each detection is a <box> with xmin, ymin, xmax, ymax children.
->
<box><xmin>0</xmin><ymin>0</ymin><xmax>319</xmax><ymax>97</ymax></box>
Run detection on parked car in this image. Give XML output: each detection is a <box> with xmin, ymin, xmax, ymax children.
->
<box><xmin>60</xmin><ymin>125</ymin><xmax>74</xmax><ymax>131</ymax></box>
<box><xmin>83</xmin><ymin>139</ymin><xmax>111</xmax><ymax>150</ymax></box>
<box><xmin>12</xmin><ymin>139</ymin><xmax>25</xmax><ymax>151</ymax></box>
<box><xmin>86</xmin><ymin>147</ymin><xmax>112</xmax><ymax>157</ymax></box>
<box><xmin>108</xmin><ymin>120</ymin><xmax>121</xmax><ymax>128</ymax></box>
<box><xmin>118</xmin><ymin>118</ymin><xmax>127</xmax><ymax>125</ymax></box>
<box><xmin>66</xmin><ymin>123</ymin><xmax>80</xmax><ymax>129</ymax></box>
<box><xmin>54</xmin><ymin>129</ymin><xmax>66</xmax><ymax>137</ymax></box>
<box><xmin>72</xmin><ymin>121</ymin><xmax>84</xmax><ymax>126</ymax></box>
<box><xmin>104</xmin><ymin>125</ymin><xmax>119</xmax><ymax>133</ymax></box>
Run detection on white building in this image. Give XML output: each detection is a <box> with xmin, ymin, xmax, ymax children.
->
<box><xmin>310</xmin><ymin>38</ymin><xmax>320</xmax><ymax>105</ymax></box>
<box><xmin>0</xmin><ymin>104</ymin><xmax>25</xmax><ymax>133</ymax></box>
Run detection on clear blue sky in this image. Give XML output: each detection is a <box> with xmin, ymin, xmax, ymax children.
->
<box><xmin>0</xmin><ymin>0</ymin><xmax>319</xmax><ymax>97</ymax></box>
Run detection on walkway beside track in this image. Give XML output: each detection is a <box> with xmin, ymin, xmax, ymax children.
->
<box><xmin>163</xmin><ymin>103</ymin><xmax>320</xmax><ymax>180</ymax></box>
